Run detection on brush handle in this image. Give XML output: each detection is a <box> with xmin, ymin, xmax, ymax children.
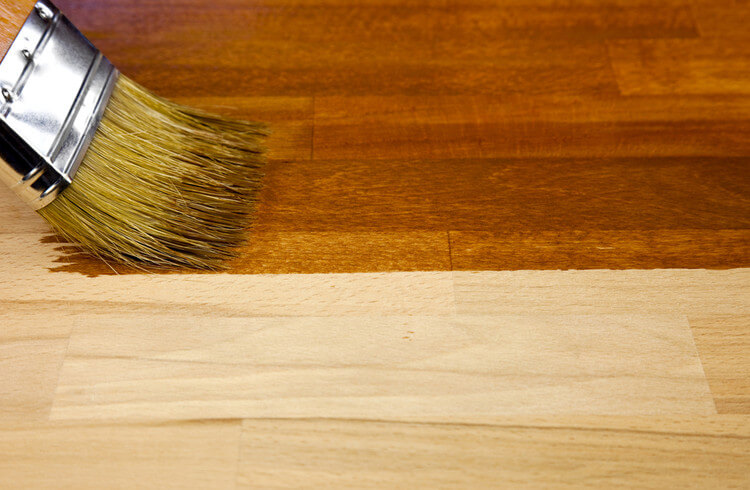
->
<box><xmin>0</xmin><ymin>0</ymin><xmax>39</xmax><ymax>57</ymax></box>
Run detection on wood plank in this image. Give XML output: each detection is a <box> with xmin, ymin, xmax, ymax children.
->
<box><xmin>57</xmin><ymin>0</ymin><xmax>624</xmax><ymax>97</ymax></box>
<box><xmin>0</xmin><ymin>186</ymin><xmax>49</xmax><ymax>235</ymax></box>
<box><xmin>0</xmin><ymin>309</ymin><xmax>70</xmax><ymax>424</ymax></box>
<box><xmin>5</xmin><ymin>233</ymin><xmax>745</xmax><ymax>318</ymax></box>
<box><xmin>50</xmin><ymin>310</ymin><xmax>712</xmax><ymax>420</ymax></box>
<box><xmin>60</xmin><ymin>0</ymin><xmax>699</xmax><ymax>41</ymax></box>
<box><xmin>608</xmin><ymin>39</ymin><xmax>750</xmax><ymax>95</ymax></box>
<box><xmin>313</xmin><ymin>95</ymin><xmax>750</xmax><ymax>160</ymax></box>
<box><xmin>116</xmin><ymin>42</ymin><xmax>615</xmax><ymax>97</ymax></box>
<box><xmin>46</xmin><ymin>232</ymin><xmax>452</xmax><ymax>276</ymax></box>
<box><xmin>0</xmin><ymin>421</ymin><xmax>241</xmax><ymax>489</ymax></box>
<box><xmin>691</xmin><ymin>315</ymin><xmax>750</xmax><ymax>414</ymax></box>
<box><xmin>230</xmin><ymin>231</ymin><xmax>451</xmax><ymax>273</ymax></box>
<box><xmin>689</xmin><ymin>0</ymin><xmax>750</xmax><ymax>38</ymax></box>
<box><xmin>3</xmin><ymin>231</ymin><xmax>746</xmax><ymax>317</ymax></box>
<box><xmin>253</xmin><ymin>157</ymin><xmax>750</xmax><ymax>231</ymax></box>
<box><xmin>453</xmin><ymin>269</ymin><xmax>750</xmax><ymax>316</ymax></box>
<box><xmin>238</xmin><ymin>417</ymin><xmax>750</xmax><ymax>488</ymax></box>
<box><xmin>450</xmin><ymin>230</ymin><xmax>750</xmax><ymax>270</ymax></box>
<box><xmin>431</xmin><ymin>0</ymin><xmax>697</xmax><ymax>41</ymax></box>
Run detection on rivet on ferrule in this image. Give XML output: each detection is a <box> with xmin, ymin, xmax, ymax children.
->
<box><xmin>35</xmin><ymin>4</ymin><xmax>53</xmax><ymax>21</ymax></box>
<box><xmin>1</xmin><ymin>87</ymin><xmax>13</xmax><ymax>102</ymax></box>
<box><xmin>22</xmin><ymin>164</ymin><xmax>45</xmax><ymax>183</ymax></box>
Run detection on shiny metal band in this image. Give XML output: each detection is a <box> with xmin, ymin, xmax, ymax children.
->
<box><xmin>0</xmin><ymin>0</ymin><xmax>118</xmax><ymax>209</ymax></box>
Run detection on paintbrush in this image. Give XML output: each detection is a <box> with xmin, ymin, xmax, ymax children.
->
<box><xmin>0</xmin><ymin>0</ymin><xmax>267</xmax><ymax>270</ymax></box>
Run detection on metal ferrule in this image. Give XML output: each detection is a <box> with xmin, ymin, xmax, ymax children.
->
<box><xmin>0</xmin><ymin>0</ymin><xmax>118</xmax><ymax>210</ymax></box>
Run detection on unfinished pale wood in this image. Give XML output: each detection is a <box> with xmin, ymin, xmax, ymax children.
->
<box><xmin>0</xmin><ymin>311</ymin><xmax>70</xmax><ymax>424</ymax></box>
<box><xmin>50</xmin><ymin>311</ymin><xmax>712</xmax><ymax>421</ymax></box>
<box><xmin>691</xmin><ymin>315</ymin><xmax>750</xmax><ymax>413</ymax></box>
<box><xmin>237</xmin><ymin>417</ymin><xmax>750</xmax><ymax>489</ymax></box>
<box><xmin>0</xmin><ymin>420</ymin><xmax>241</xmax><ymax>489</ymax></box>
<box><xmin>0</xmin><ymin>186</ymin><xmax>49</xmax><ymax>234</ymax></box>
<box><xmin>453</xmin><ymin>269</ymin><xmax>750</xmax><ymax>316</ymax></box>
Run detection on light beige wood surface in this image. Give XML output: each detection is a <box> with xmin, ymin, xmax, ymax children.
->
<box><xmin>0</xmin><ymin>421</ymin><xmax>241</xmax><ymax>489</ymax></box>
<box><xmin>0</xmin><ymin>315</ymin><xmax>70</xmax><ymax>424</ymax></box>
<box><xmin>691</xmin><ymin>315</ymin><xmax>750</xmax><ymax>413</ymax></box>
<box><xmin>0</xmin><ymin>418</ymin><xmax>747</xmax><ymax>489</ymax></box>
<box><xmin>237</xmin><ymin>417</ymin><xmax>750</xmax><ymax>489</ymax></box>
<box><xmin>50</xmin><ymin>312</ymin><xmax>713</xmax><ymax>420</ymax></box>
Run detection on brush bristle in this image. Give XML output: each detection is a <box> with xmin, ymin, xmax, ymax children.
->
<box><xmin>38</xmin><ymin>76</ymin><xmax>268</xmax><ymax>270</ymax></box>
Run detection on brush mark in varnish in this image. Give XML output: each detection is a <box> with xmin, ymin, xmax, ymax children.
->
<box><xmin>43</xmin><ymin>155</ymin><xmax>750</xmax><ymax>274</ymax></box>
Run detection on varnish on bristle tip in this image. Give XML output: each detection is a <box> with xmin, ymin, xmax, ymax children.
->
<box><xmin>38</xmin><ymin>76</ymin><xmax>269</xmax><ymax>270</ymax></box>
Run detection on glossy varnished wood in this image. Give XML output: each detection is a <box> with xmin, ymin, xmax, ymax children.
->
<box><xmin>1</xmin><ymin>0</ymin><xmax>749</xmax><ymax>487</ymax></box>
<box><xmin>16</xmin><ymin>0</ymin><xmax>747</xmax><ymax>275</ymax></box>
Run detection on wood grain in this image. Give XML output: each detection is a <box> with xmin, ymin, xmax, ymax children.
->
<box><xmin>691</xmin><ymin>315</ymin><xmax>750</xmax><ymax>413</ymax></box>
<box><xmin>0</xmin><ymin>311</ymin><xmax>70</xmax><ymax>424</ymax></box>
<box><xmin>0</xmin><ymin>187</ymin><xmax>49</xmax><ymax>234</ymax></box>
<box><xmin>452</xmin><ymin>269</ymin><xmax>749</xmax><ymax>316</ymax></box>
<box><xmin>253</xmin><ymin>157</ymin><xmax>750</xmax><ymax>231</ymax></box>
<box><xmin>690</xmin><ymin>0</ymin><xmax>750</xmax><ymax>38</ymax></box>
<box><xmin>0</xmin><ymin>420</ymin><xmax>241</xmax><ymax>489</ymax></box>
<box><xmin>238</xmin><ymin>417</ymin><xmax>750</xmax><ymax>489</ymax></box>
<box><xmin>61</xmin><ymin>0</ymin><xmax>700</xmax><ymax>42</ymax></box>
<box><xmin>230</xmin><ymin>231</ymin><xmax>451</xmax><ymax>273</ymax></box>
<box><xmin>313</xmin><ymin>95</ymin><xmax>750</xmax><ymax>160</ymax></box>
<box><xmin>0</xmin><ymin>0</ymin><xmax>35</xmax><ymax>56</ymax></box>
<box><xmin>1</xmin><ymin>0</ymin><xmax>749</xmax><ymax>487</ymax></box>
<box><xmin>429</xmin><ymin>0</ymin><xmax>698</xmax><ymax>41</ymax></box>
<box><xmin>58</xmin><ymin>1</ymin><xmax>628</xmax><ymax>97</ymax></box>
<box><xmin>0</xmin><ymin>236</ymin><xmax>737</xmax><ymax>422</ymax></box>
<box><xmin>7</xmin><ymin>0</ymin><xmax>746</xmax><ymax>274</ymax></box>
<box><xmin>609</xmin><ymin>38</ymin><xmax>750</xmax><ymax>95</ymax></box>
<box><xmin>450</xmin><ymin>230</ymin><xmax>750</xmax><ymax>270</ymax></box>
<box><xmin>50</xmin><ymin>309</ymin><xmax>713</xmax><ymax>420</ymax></box>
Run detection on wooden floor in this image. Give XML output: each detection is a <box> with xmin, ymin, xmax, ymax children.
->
<box><xmin>1</xmin><ymin>0</ymin><xmax>749</xmax><ymax>487</ymax></box>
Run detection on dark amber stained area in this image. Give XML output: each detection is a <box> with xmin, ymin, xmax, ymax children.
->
<box><xmin>47</xmin><ymin>0</ymin><xmax>750</xmax><ymax>275</ymax></box>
